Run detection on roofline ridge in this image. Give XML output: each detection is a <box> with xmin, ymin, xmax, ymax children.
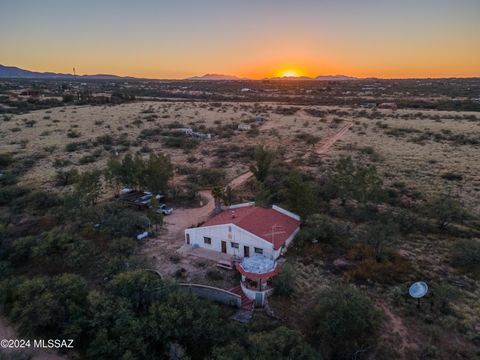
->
<box><xmin>272</xmin><ymin>204</ymin><xmax>301</xmax><ymax>221</ymax></box>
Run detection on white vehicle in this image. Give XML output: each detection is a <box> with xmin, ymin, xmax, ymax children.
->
<box><xmin>156</xmin><ymin>204</ymin><xmax>173</xmax><ymax>215</ymax></box>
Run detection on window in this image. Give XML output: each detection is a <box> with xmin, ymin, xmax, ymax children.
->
<box><xmin>203</xmin><ymin>237</ymin><xmax>212</xmax><ymax>245</ymax></box>
<box><xmin>254</xmin><ymin>247</ymin><xmax>263</xmax><ymax>255</ymax></box>
<box><xmin>231</xmin><ymin>242</ymin><xmax>239</xmax><ymax>249</ymax></box>
<box><xmin>228</xmin><ymin>226</ymin><xmax>232</xmax><ymax>232</ymax></box>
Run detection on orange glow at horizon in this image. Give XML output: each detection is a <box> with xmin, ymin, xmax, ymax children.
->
<box><xmin>275</xmin><ymin>68</ymin><xmax>304</xmax><ymax>78</ymax></box>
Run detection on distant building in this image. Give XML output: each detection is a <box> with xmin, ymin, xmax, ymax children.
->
<box><xmin>255</xmin><ymin>116</ymin><xmax>265</xmax><ymax>124</ymax></box>
<box><xmin>172</xmin><ymin>128</ymin><xmax>211</xmax><ymax>139</ymax></box>
<box><xmin>191</xmin><ymin>131</ymin><xmax>211</xmax><ymax>139</ymax></box>
<box><xmin>237</xmin><ymin>123</ymin><xmax>251</xmax><ymax>131</ymax></box>
<box><xmin>172</xmin><ymin>127</ymin><xmax>193</xmax><ymax>135</ymax></box>
<box><xmin>184</xmin><ymin>203</ymin><xmax>301</xmax><ymax>260</ymax></box>
<box><xmin>359</xmin><ymin>102</ymin><xmax>377</xmax><ymax>109</ymax></box>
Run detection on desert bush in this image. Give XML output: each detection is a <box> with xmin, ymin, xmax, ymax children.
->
<box><xmin>9</xmin><ymin>274</ymin><xmax>88</xmax><ymax>339</ymax></box>
<box><xmin>308</xmin><ymin>285</ymin><xmax>382</xmax><ymax>359</ymax></box>
<box><xmin>0</xmin><ymin>152</ymin><xmax>14</xmax><ymax>167</ymax></box>
<box><xmin>360</xmin><ymin>146</ymin><xmax>382</xmax><ymax>162</ymax></box>
<box><xmin>441</xmin><ymin>172</ymin><xmax>463</xmax><ymax>181</ymax></box>
<box><xmin>0</xmin><ymin>185</ymin><xmax>30</xmax><ymax>206</ymax></box>
<box><xmin>274</xmin><ymin>106</ymin><xmax>300</xmax><ymax>115</ymax></box>
<box><xmin>272</xmin><ymin>263</ymin><xmax>296</xmax><ymax>296</ymax></box>
<box><xmin>450</xmin><ymin>238</ymin><xmax>480</xmax><ymax>275</ymax></box>
<box><xmin>345</xmin><ymin>244</ymin><xmax>411</xmax><ymax>284</ymax></box>
<box><xmin>424</xmin><ymin>194</ymin><xmax>466</xmax><ymax>231</ymax></box>
<box><xmin>87</xmin><ymin>203</ymin><xmax>150</xmax><ymax>238</ymax></box>
<box><xmin>67</xmin><ymin>130</ymin><xmax>81</xmax><ymax>138</ymax></box>
<box><xmin>139</xmin><ymin>128</ymin><xmax>162</xmax><ymax>140</ymax></box>
<box><xmin>53</xmin><ymin>158</ymin><xmax>72</xmax><ymax>168</ymax></box>
<box><xmin>162</xmin><ymin>136</ymin><xmax>199</xmax><ymax>150</ymax></box>
<box><xmin>246</xmin><ymin>326</ymin><xmax>319</xmax><ymax>360</ymax></box>
<box><xmin>24</xmin><ymin>119</ymin><xmax>36</xmax><ymax>127</ymax></box>
<box><xmin>195</xmin><ymin>168</ymin><xmax>226</xmax><ymax>187</ymax></box>
<box><xmin>55</xmin><ymin>169</ymin><xmax>79</xmax><ymax>186</ymax></box>
<box><xmin>296</xmin><ymin>132</ymin><xmax>319</xmax><ymax>145</ymax></box>
<box><xmin>94</xmin><ymin>134</ymin><xmax>114</xmax><ymax>146</ymax></box>
<box><xmin>65</xmin><ymin>141</ymin><xmax>90</xmax><ymax>152</ymax></box>
<box><xmin>78</xmin><ymin>154</ymin><xmax>97</xmax><ymax>165</ymax></box>
<box><xmin>206</xmin><ymin>269</ymin><xmax>224</xmax><ymax>281</ymax></box>
<box><xmin>13</xmin><ymin>190</ymin><xmax>61</xmax><ymax>211</ymax></box>
<box><xmin>295</xmin><ymin>214</ymin><xmax>339</xmax><ymax>248</ymax></box>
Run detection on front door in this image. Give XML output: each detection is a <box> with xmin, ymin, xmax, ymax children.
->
<box><xmin>244</xmin><ymin>246</ymin><xmax>250</xmax><ymax>257</ymax></box>
<box><xmin>221</xmin><ymin>241</ymin><xmax>227</xmax><ymax>253</ymax></box>
<box><xmin>186</xmin><ymin>234</ymin><xmax>190</xmax><ymax>245</ymax></box>
<box><xmin>255</xmin><ymin>292</ymin><xmax>264</xmax><ymax>306</ymax></box>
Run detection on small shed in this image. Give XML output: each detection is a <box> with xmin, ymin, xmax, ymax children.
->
<box><xmin>237</xmin><ymin>123</ymin><xmax>251</xmax><ymax>131</ymax></box>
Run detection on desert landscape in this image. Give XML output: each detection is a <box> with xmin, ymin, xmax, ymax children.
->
<box><xmin>1</xmin><ymin>1</ymin><xmax>480</xmax><ymax>359</ymax></box>
<box><xmin>1</xmin><ymin>77</ymin><xmax>479</xmax><ymax>359</ymax></box>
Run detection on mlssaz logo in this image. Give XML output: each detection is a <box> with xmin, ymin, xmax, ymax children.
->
<box><xmin>34</xmin><ymin>339</ymin><xmax>74</xmax><ymax>349</ymax></box>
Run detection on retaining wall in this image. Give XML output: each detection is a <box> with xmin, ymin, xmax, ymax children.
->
<box><xmin>178</xmin><ymin>283</ymin><xmax>241</xmax><ymax>308</ymax></box>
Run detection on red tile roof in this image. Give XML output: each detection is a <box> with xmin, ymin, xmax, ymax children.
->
<box><xmin>203</xmin><ymin>205</ymin><xmax>301</xmax><ymax>250</ymax></box>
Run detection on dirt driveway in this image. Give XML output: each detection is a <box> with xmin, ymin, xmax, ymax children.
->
<box><xmin>142</xmin><ymin>172</ymin><xmax>257</xmax><ymax>278</ymax></box>
<box><xmin>141</xmin><ymin>190</ymin><xmax>215</xmax><ymax>277</ymax></box>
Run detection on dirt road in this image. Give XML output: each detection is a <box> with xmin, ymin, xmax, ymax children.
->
<box><xmin>314</xmin><ymin>122</ymin><xmax>353</xmax><ymax>155</ymax></box>
<box><xmin>164</xmin><ymin>190</ymin><xmax>214</xmax><ymax>240</ymax></box>
<box><xmin>226</xmin><ymin>171</ymin><xmax>253</xmax><ymax>189</ymax></box>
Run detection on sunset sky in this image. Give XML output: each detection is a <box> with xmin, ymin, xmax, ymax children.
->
<box><xmin>1</xmin><ymin>0</ymin><xmax>479</xmax><ymax>79</ymax></box>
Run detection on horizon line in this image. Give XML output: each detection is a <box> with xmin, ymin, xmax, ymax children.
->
<box><xmin>1</xmin><ymin>64</ymin><xmax>480</xmax><ymax>81</ymax></box>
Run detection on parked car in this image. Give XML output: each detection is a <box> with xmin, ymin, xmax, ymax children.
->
<box><xmin>156</xmin><ymin>204</ymin><xmax>173</xmax><ymax>215</ymax></box>
<box><xmin>135</xmin><ymin>231</ymin><xmax>151</xmax><ymax>241</ymax></box>
<box><xmin>135</xmin><ymin>193</ymin><xmax>152</xmax><ymax>206</ymax></box>
<box><xmin>144</xmin><ymin>191</ymin><xmax>165</xmax><ymax>201</ymax></box>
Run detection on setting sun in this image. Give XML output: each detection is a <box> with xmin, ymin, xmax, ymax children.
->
<box><xmin>276</xmin><ymin>68</ymin><xmax>304</xmax><ymax>78</ymax></box>
<box><xmin>281</xmin><ymin>70</ymin><xmax>298</xmax><ymax>77</ymax></box>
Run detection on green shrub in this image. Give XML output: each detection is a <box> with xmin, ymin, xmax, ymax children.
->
<box><xmin>308</xmin><ymin>285</ymin><xmax>382</xmax><ymax>359</ymax></box>
<box><xmin>0</xmin><ymin>153</ymin><xmax>14</xmax><ymax>167</ymax></box>
<box><xmin>13</xmin><ymin>190</ymin><xmax>61</xmax><ymax>211</ymax></box>
<box><xmin>294</xmin><ymin>214</ymin><xmax>339</xmax><ymax>248</ymax></box>
<box><xmin>272</xmin><ymin>263</ymin><xmax>296</xmax><ymax>296</ymax></box>
<box><xmin>441</xmin><ymin>172</ymin><xmax>463</xmax><ymax>181</ymax></box>
<box><xmin>0</xmin><ymin>185</ymin><xmax>30</xmax><ymax>206</ymax></box>
<box><xmin>162</xmin><ymin>136</ymin><xmax>199</xmax><ymax>150</ymax></box>
<box><xmin>195</xmin><ymin>168</ymin><xmax>226</xmax><ymax>187</ymax></box>
<box><xmin>78</xmin><ymin>154</ymin><xmax>97</xmax><ymax>165</ymax></box>
<box><xmin>65</xmin><ymin>141</ymin><xmax>90</xmax><ymax>152</ymax></box>
<box><xmin>55</xmin><ymin>168</ymin><xmax>79</xmax><ymax>186</ymax></box>
<box><xmin>0</xmin><ymin>172</ymin><xmax>18</xmax><ymax>186</ymax></box>
<box><xmin>451</xmin><ymin>238</ymin><xmax>480</xmax><ymax>275</ymax></box>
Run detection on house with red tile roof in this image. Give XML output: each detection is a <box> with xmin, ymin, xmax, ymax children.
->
<box><xmin>184</xmin><ymin>202</ymin><xmax>301</xmax><ymax>260</ymax></box>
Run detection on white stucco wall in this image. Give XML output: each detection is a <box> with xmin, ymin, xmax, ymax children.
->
<box><xmin>275</xmin><ymin>227</ymin><xmax>300</xmax><ymax>258</ymax></box>
<box><xmin>185</xmin><ymin>223</ymin><xmax>277</xmax><ymax>259</ymax></box>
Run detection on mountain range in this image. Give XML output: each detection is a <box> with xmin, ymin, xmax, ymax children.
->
<box><xmin>0</xmin><ymin>64</ymin><xmax>359</xmax><ymax>81</ymax></box>
<box><xmin>0</xmin><ymin>64</ymin><xmax>130</xmax><ymax>80</ymax></box>
<box><xmin>186</xmin><ymin>73</ymin><xmax>248</xmax><ymax>80</ymax></box>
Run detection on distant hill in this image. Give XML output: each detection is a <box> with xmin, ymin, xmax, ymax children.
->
<box><xmin>186</xmin><ymin>73</ymin><xmax>248</xmax><ymax>80</ymax></box>
<box><xmin>0</xmin><ymin>65</ymin><xmax>362</xmax><ymax>81</ymax></box>
<box><xmin>0</xmin><ymin>64</ymin><xmax>130</xmax><ymax>79</ymax></box>
<box><xmin>315</xmin><ymin>75</ymin><xmax>358</xmax><ymax>81</ymax></box>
